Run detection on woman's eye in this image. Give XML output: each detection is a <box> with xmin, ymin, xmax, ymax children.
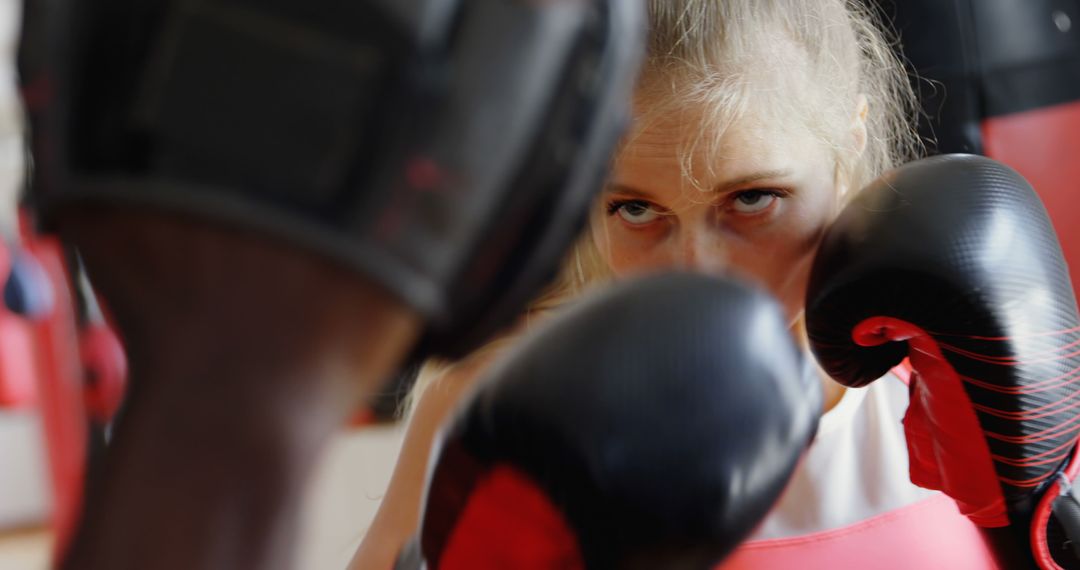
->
<box><xmin>611</xmin><ymin>200</ymin><xmax>661</xmax><ymax>225</ymax></box>
<box><xmin>731</xmin><ymin>190</ymin><xmax>781</xmax><ymax>214</ymax></box>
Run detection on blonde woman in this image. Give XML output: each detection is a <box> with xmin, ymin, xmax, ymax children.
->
<box><xmin>352</xmin><ymin>1</ymin><xmax>998</xmax><ymax>567</ymax></box>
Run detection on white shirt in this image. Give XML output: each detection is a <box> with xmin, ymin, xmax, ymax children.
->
<box><xmin>750</xmin><ymin>374</ymin><xmax>939</xmax><ymax>539</ymax></box>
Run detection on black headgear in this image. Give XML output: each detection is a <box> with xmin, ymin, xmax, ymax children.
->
<box><xmin>18</xmin><ymin>0</ymin><xmax>644</xmax><ymax>358</ymax></box>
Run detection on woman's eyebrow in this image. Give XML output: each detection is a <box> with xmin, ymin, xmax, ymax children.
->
<box><xmin>711</xmin><ymin>169</ymin><xmax>793</xmax><ymax>193</ymax></box>
<box><xmin>606</xmin><ymin>169</ymin><xmax>792</xmax><ymax>199</ymax></box>
<box><xmin>605</xmin><ymin>184</ymin><xmax>656</xmax><ymax>198</ymax></box>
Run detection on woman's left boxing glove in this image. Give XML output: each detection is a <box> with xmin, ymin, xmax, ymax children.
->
<box><xmin>399</xmin><ymin>273</ymin><xmax>822</xmax><ymax>569</ymax></box>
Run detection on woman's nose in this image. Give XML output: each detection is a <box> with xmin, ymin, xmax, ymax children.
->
<box><xmin>675</xmin><ymin>227</ymin><xmax>728</xmax><ymax>275</ymax></box>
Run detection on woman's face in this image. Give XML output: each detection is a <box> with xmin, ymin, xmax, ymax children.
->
<box><xmin>593</xmin><ymin>104</ymin><xmax>847</xmax><ymax>321</ymax></box>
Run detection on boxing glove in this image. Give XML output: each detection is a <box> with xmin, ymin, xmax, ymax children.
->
<box><xmin>398</xmin><ymin>273</ymin><xmax>822</xmax><ymax>569</ymax></box>
<box><xmin>806</xmin><ymin>154</ymin><xmax>1080</xmax><ymax>569</ymax></box>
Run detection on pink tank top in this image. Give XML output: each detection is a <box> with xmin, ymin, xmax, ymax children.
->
<box><xmin>718</xmin><ymin>493</ymin><xmax>998</xmax><ymax>569</ymax></box>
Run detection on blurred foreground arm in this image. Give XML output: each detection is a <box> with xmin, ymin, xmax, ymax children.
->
<box><xmin>59</xmin><ymin>208</ymin><xmax>418</xmax><ymax>570</ymax></box>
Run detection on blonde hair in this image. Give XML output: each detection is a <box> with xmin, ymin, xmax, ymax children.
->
<box><xmin>643</xmin><ymin>0</ymin><xmax>920</xmax><ymax>192</ymax></box>
<box><xmin>405</xmin><ymin>0</ymin><xmax>920</xmax><ymax>413</ymax></box>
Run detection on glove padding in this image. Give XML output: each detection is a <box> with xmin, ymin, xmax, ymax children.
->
<box><xmin>806</xmin><ymin>154</ymin><xmax>1080</xmax><ymax>569</ymax></box>
<box><xmin>402</xmin><ymin>273</ymin><xmax>822</xmax><ymax>569</ymax></box>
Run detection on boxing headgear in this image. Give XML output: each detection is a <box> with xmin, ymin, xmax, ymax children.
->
<box><xmin>18</xmin><ymin>0</ymin><xmax>644</xmax><ymax>359</ymax></box>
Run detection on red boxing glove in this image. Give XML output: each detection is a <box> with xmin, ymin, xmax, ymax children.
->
<box><xmin>806</xmin><ymin>155</ymin><xmax>1080</xmax><ymax>569</ymax></box>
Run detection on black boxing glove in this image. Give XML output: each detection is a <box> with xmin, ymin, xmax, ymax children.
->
<box><xmin>806</xmin><ymin>154</ymin><xmax>1080</xmax><ymax>569</ymax></box>
<box><xmin>18</xmin><ymin>0</ymin><xmax>644</xmax><ymax>362</ymax></box>
<box><xmin>397</xmin><ymin>273</ymin><xmax>822</xmax><ymax>569</ymax></box>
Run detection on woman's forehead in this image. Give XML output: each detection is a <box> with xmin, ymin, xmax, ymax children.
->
<box><xmin>616</xmin><ymin>101</ymin><xmax>821</xmax><ymax>183</ymax></box>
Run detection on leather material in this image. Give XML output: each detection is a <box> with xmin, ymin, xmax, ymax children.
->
<box><xmin>405</xmin><ymin>273</ymin><xmax>822</xmax><ymax>569</ymax></box>
<box><xmin>806</xmin><ymin>154</ymin><xmax>1080</xmax><ymax>567</ymax></box>
<box><xmin>18</xmin><ymin>0</ymin><xmax>645</xmax><ymax>359</ymax></box>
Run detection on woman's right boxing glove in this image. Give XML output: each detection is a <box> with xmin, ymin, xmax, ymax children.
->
<box><xmin>806</xmin><ymin>154</ymin><xmax>1080</xmax><ymax>569</ymax></box>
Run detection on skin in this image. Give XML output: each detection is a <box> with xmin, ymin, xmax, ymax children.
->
<box><xmin>349</xmin><ymin>351</ymin><xmax>497</xmax><ymax>570</ymax></box>
<box><xmin>596</xmin><ymin>109</ymin><xmax>845</xmax><ymax>322</ymax></box>
<box><xmin>350</xmin><ymin>93</ymin><xmax>869</xmax><ymax>568</ymax></box>
<box><xmin>56</xmin><ymin>207</ymin><xmax>421</xmax><ymax>570</ymax></box>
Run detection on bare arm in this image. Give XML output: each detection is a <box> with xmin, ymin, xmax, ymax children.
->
<box><xmin>348</xmin><ymin>349</ymin><xmax>505</xmax><ymax>570</ymax></box>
